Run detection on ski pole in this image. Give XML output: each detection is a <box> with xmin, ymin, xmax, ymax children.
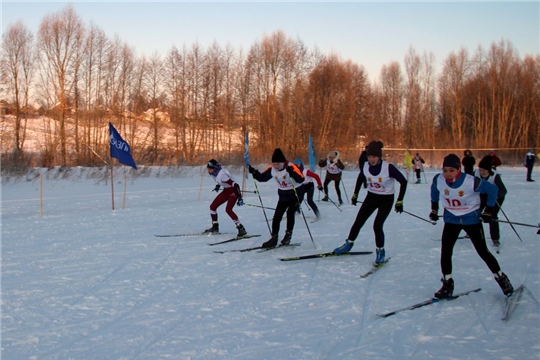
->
<box><xmin>491</xmin><ymin>219</ymin><xmax>540</xmax><ymax>231</ymax></box>
<box><xmin>404</xmin><ymin>210</ymin><xmax>437</xmax><ymax>225</ymax></box>
<box><xmin>324</xmin><ymin>192</ymin><xmax>343</xmax><ymax>212</ymax></box>
<box><xmin>245</xmin><ymin>203</ymin><xmax>276</xmax><ymax>211</ymax></box>
<box><xmin>341</xmin><ymin>178</ymin><xmax>350</xmax><ymax>204</ymax></box>
<box><xmin>497</xmin><ymin>201</ymin><xmax>523</xmax><ymax>242</ymax></box>
<box><xmin>290</xmin><ymin>178</ymin><xmax>316</xmax><ymax>248</ymax></box>
<box><xmin>249</xmin><ymin>168</ymin><xmax>272</xmax><ymax>235</ymax></box>
<box><xmin>421</xmin><ymin>163</ymin><xmax>428</xmax><ymax>184</ymax></box>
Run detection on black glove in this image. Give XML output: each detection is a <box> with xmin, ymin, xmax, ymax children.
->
<box><xmin>394</xmin><ymin>200</ymin><xmax>403</xmax><ymax>213</ymax></box>
<box><xmin>237</xmin><ymin>197</ymin><xmax>244</xmax><ymax>206</ymax></box>
<box><xmin>481</xmin><ymin>206</ymin><xmax>493</xmax><ymax>223</ymax></box>
<box><xmin>248</xmin><ymin>165</ymin><xmax>256</xmax><ymax>174</ymax></box>
<box><xmin>212</xmin><ymin>184</ymin><xmax>220</xmax><ymax>192</ymax></box>
<box><xmin>351</xmin><ymin>193</ymin><xmax>358</xmax><ymax>206</ymax></box>
<box><xmin>429</xmin><ymin>210</ymin><xmax>439</xmax><ymax>221</ymax></box>
<box><xmin>286</xmin><ymin>165</ymin><xmax>295</xmax><ymax>176</ymax></box>
<box><xmin>318</xmin><ymin>186</ymin><xmax>324</xmax><ymax>192</ymax></box>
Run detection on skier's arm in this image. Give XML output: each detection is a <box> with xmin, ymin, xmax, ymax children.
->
<box><xmin>389</xmin><ymin>164</ymin><xmax>407</xmax><ymax>201</ymax></box>
<box><xmin>306</xmin><ymin>169</ymin><xmax>323</xmax><ymax>187</ymax></box>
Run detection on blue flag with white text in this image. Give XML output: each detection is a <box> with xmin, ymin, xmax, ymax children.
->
<box><xmin>109</xmin><ymin>122</ymin><xmax>137</xmax><ymax>169</ymax></box>
<box><xmin>244</xmin><ymin>131</ymin><xmax>249</xmax><ymax>178</ymax></box>
<box><xmin>309</xmin><ymin>134</ymin><xmax>316</xmax><ymax>172</ymax></box>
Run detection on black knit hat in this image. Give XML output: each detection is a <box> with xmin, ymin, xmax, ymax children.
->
<box><xmin>271</xmin><ymin>148</ymin><xmax>286</xmax><ymax>163</ymax></box>
<box><xmin>478</xmin><ymin>155</ymin><xmax>493</xmax><ymax>171</ymax></box>
<box><xmin>366</xmin><ymin>141</ymin><xmax>383</xmax><ymax>158</ymax></box>
<box><xmin>442</xmin><ymin>154</ymin><xmax>461</xmax><ymax>169</ymax></box>
<box><xmin>207</xmin><ymin>159</ymin><xmax>219</xmax><ymax>168</ymax></box>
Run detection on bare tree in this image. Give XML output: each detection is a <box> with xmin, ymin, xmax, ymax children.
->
<box><xmin>36</xmin><ymin>4</ymin><xmax>85</xmax><ymax>165</ymax></box>
<box><xmin>1</xmin><ymin>20</ymin><xmax>35</xmax><ymax>160</ymax></box>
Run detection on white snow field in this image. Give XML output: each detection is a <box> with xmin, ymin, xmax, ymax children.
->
<box><xmin>2</xmin><ymin>165</ymin><xmax>539</xmax><ymax>360</ymax></box>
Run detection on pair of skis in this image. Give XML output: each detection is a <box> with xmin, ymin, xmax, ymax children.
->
<box><xmin>377</xmin><ymin>285</ymin><xmax>525</xmax><ymax>319</ymax></box>
<box><xmin>214</xmin><ymin>243</ymin><xmax>302</xmax><ymax>254</ymax></box>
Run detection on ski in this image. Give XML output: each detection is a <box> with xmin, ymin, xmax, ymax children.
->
<box><xmin>279</xmin><ymin>251</ymin><xmax>373</xmax><ymax>262</ymax></box>
<box><xmin>430</xmin><ymin>236</ymin><xmax>469</xmax><ymax>242</ymax></box>
<box><xmin>502</xmin><ymin>284</ymin><xmax>525</xmax><ymax>321</ymax></box>
<box><xmin>360</xmin><ymin>257</ymin><xmax>391</xmax><ymax>278</ymax></box>
<box><xmin>214</xmin><ymin>243</ymin><xmax>301</xmax><ymax>254</ymax></box>
<box><xmin>376</xmin><ymin>288</ymin><xmax>482</xmax><ymax>318</ymax></box>
<box><xmin>207</xmin><ymin>234</ymin><xmax>261</xmax><ymax>246</ymax></box>
<box><xmin>154</xmin><ymin>232</ymin><xmax>230</xmax><ymax>238</ymax></box>
<box><xmin>256</xmin><ymin>243</ymin><xmax>302</xmax><ymax>252</ymax></box>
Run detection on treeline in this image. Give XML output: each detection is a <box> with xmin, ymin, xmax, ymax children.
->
<box><xmin>1</xmin><ymin>4</ymin><xmax>539</xmax><ymax>169</ymax></box>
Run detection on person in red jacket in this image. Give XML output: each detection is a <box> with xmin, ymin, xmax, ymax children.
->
<box><xmin>488</xmin><ymin>149</ymin><xmax>502</xmax><ymax>169</ymax></box>
<box><xmin>294</xmin><ymin>158</ymin><xmax>324</xmax><ymax>219</ymax></box>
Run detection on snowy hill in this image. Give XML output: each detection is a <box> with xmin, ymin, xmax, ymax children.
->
<box><xmin>2</xmin><ymin>166</ymin><xmax>539</xmax><ymax>359</ymax></box>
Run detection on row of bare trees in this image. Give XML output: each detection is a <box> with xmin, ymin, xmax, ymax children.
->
<box><xmin>1</xmin><ymin>5</ymin><xmax>539</xmax><ymax>169</ymax></box>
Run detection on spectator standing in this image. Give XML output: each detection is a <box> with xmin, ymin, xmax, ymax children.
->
<box><xmin>462</xmin><ymin>149</ymin><xmax>476</xmax><ymax>175</ymax></box>
<box><xmin>525</xmin><ymin>148</ymin><xmax>536</xmax><ymax>182</ymax></box>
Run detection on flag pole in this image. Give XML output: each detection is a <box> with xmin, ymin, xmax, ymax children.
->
<box><xmin>110</xmin><ymin>159</ymin><xmax>115</xmax><ymax>210</ymax></box>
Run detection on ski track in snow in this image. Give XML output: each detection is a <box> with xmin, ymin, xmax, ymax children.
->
<box><xmin>2</xmin><ymin>166</ymin><xmax>540</xmax><ymax>359</ymax></box>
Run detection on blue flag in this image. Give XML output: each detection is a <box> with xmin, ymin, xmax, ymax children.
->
<box><xmin>109</xmin><ymin>122</ymin><xmax>137</xmax><ymax>169</ymax></box>
<box><xmin>309</xmin><ymin>134</ymin><xmax>316</xmax><ymax>172</ymax></box>
<box><xmin>244</xmin><ymin>131</ymin><xmax>249</xmax><ymax>178</ymax></box>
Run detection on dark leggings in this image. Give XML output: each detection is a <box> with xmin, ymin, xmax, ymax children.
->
<box><xmin>440</xmin><ymin>222</ymin><xmax>501</xmax><ymax>276</ymax></box>
<box><xmin>347</xmin><ymin>192</ymin><xmax>393</xmax><ymax>248</ymax></box>
<box><xmin>272</xmin><ymin>199</ymin><xmax>297</xmax><ymax>235</ymax></box>
<box><xmin>299</xmin><ymin>183</ymin><xmax>319</xmax><ymax>216</ymax></box>
<box><xmin>324</xmin><ymin>178</ymin><xmax>342</xmax><ymax>201</ymax></box>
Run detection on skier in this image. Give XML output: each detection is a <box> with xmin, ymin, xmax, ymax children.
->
<box><xmin>474</xmin><ymin>155</ymin><xmax>507</xmax><ymax>248</ymax></box>
<box><xmin>333</xmin><ymin>141</ymin><xmax>407</xmax><ymax>265</ymax></box>
<box><xmin>318</xmin><ymin>151</ymin><xmax>345</xmax><ymax>204</ymax></box>
<box><xmin>525</xmin><ymin>148</ymin><xmax>536</xmax><ymax>182</ymax></box>
<box><xmin>358</xmin><ymin>145</ymin><xmax>369</xmax><ymax>188</ymax></box>
<box><xmin>412</xmin><ymin>152</ymin><xmax>425</xmax><ymax>184</ymax></box>
<box><xmin>293</xmin><ymin>158</ymin><xmax>324</xmax><ymax>219</ymax></box>
<box><xmin>248</xmin><ymin>148</ymin><xmax>304</xmax><ymax>248</ymax></box>
<box><xmin>461</xmin><ymin>149</ymin><xmax>476</xmax><ymax>175</ymax></box>
<box><xmin>428</xmin><ymin>154</ymin><xmax>514</xmax><ymax>299</ymax></box>
<box><xmin>204</xmin><ymin>159</ymin><xmax>247</xmax><ymax>237</ymax></box>
<box><xmin>403</xmin><ymin>148</ymin><xmax>413</xmax><ymax>182</ymax></box>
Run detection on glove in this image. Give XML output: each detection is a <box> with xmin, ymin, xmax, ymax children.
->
<box><xmin>481</xmin><ymin>206</ymin><xmax>493</xmax><ymax>223</ymax></box>
<box><xmin>351</xmin><ymin>193</ymin><xmax>358</xmax><ymax>206</ymax></box>
<box><xmin>429</xmin><ymin>210</ymin><xmax>439</xmax><ymax>221</ymax></box>
<box><xmin>248</xmin><ymin>165</ymin><xmax>256</xmax><ymax>174</ymax></box>
<box><xmin>237</xmin><ymin>197</ymin><xmax>244</xmax><ymax>206</ymax></box>
<box><xmin>318</xmin><ymin>186</ymin><xmax>324</xmax><ymax>192</ymax></box>
<box><xmin>394</xmin><ymin>200</ymin><xmax>403</xmax><ymax>213</ymax></box>
<box><xmin>286</xmin><ymin>165</ymin><xmax>295</xmax><ymax>176</ymax></box>
<box><xmin>212</xmin><ymin>184</ymin><xmax>220</xmax><ymax>192</ymax></box>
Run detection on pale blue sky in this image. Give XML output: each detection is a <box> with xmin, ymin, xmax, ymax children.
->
<box><xmin>2</xmin><ymin>1</ymin><xmax>539</xmax><ymax>81</ymax></box>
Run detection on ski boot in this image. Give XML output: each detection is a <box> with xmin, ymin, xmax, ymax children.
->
<box><xmin>262</xmin><ymin>235</ymin><xmax>278</xmax><ymax>248</ymax></box>
<box><xmin>333</xmin><ymin>239</ymin><xmax>354</xmax><ymax>254</ymax></box>
<box><xmin>415</xmin><ymin>179</ymin><xmax>421</xmax><ymax>184</ymax></box>
<box><xmin>281</xmin><ymin>231</ymin><xmax>292</xmax><ymax>245</ymax></box>
<box><xmin>495</xmin><ymin>272</ymin><xmax>514</xmax><ymax>297</ymax></box>
<box><xmin>203</xmin><ymin>222</ymin><xmax>219</xmax><ymax>234</ymax></box>
<box><xmin>492</xmin><ymin>239</ymin><xmax>500</xmax><ymax>247</ymax></box>
<box><xmin>321</xmin><ymin>196</ymin><xmax>329</xmax><ymax>202</ymax></box>
<box><xmin>375</xmin><ymin>248</ymin><xmax>385</xmax><ymax>265</ymax></box>
<box><xmin>236</xmin><ymin>223</ymin><xmax>247</xmax><ymax>237</ymax></box>
<box><xmin>339</xmin><ymin>199</ymin><xmax>344</xmax><ymax>205</ymax></box>
<box><xmin>434</xmin><ymin>277</ymin><xmax>454</xmax><ymax>299</ymax></box>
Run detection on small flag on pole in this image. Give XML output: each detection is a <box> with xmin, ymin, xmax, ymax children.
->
<box><xmin>309</xmin><ymin>134</ymin><xmax>316</xmax><ymax>172</ymax></box>
<box><xmin>109</xmin><ymin>122</ymin><xmax>137</xmax><ymax>169</ymax></box>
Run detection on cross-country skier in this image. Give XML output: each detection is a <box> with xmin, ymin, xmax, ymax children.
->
<box><xmin>203</xmin><ymin>159</ymin><xmax>247</xmax><ymax>237</ymax></box>
<box><xmin>318</xmin><ymin>150</ymin><xmax>345</xmax><ymax>204</ymax></box>
<box><xmin>403</xmin><ymin>148</ymin><xmax>413</xmax><ymax>182</ymax></box>
<box><xmin>429</xmin><ymin>154</ymin><xmax>513</xmax><ymax>299</ymax></box>
<box><xmin>333</xmin><ymin>141</ymin><xmax>407</xmax><ymax>265</ymax></box>
<box><xmin>525</xmin><ymin>148</ymin><xmax>536</xmax><ymax>182</ymax></box>
<box><xmin>248</xmin><ymin>149</ymin><xmax>304</xmax><ymax>248</ymax></box>
<box><xmin>293</xmin><ymin>158</ymin><xmax>324</xmax><ymax>219</ymax></box>
<box><xmin>412</xmin><ymin>152</ymin><xmax>425</xmax><ymax>184</ymax></box>
<box><xmin>474</xmin><ymin>155</ymin><xmax>507</xmax><ymax>248</ymax></box>
<box><xmin>461</xmin><ymin>149</ymin><xmax>476</xmax><ymax>175</ymax></box>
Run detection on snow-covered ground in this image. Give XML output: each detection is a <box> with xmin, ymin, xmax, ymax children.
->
<box><xmin>2</xmin><ymin>165</ymin><xmax>539</xmax><ymax>360</ymax></box>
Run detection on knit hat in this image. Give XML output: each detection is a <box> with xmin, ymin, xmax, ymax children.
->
<box><xmin>478</xmin><ymin>155</ymin><xmax>493</xmax><ymax>171</ymax></box>
<box><xmin>489</xmin><ymin>149</ymin><xmax>496</xmax><ymax>155</ymax></box>
<box><xmin>366</xmin><ymin>141</ymin><xmax>383</xmax><ymax>158</ymax></box>
<box><xmin>207</xmin><ymin>159</ymin><xmax>222</xmax><ymax>176</ymax></box>
<box><xmin>442</xmin><ymin>154</ymin><xmax>461</xmax><ymax>169</ymax></box>
<box><xmin>271</xmin><ymin>148</ymin><xmax>286</xmax><ymax>163</ymax></box>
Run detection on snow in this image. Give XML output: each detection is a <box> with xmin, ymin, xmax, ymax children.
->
<box><xmin>2</xmin><ymin>165</ymin><xmax>540</xmax><ymax>360</ymax></box>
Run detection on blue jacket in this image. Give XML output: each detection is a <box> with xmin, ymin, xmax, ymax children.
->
<box><xmin>430</xmin><ymin>172</ymin><xmax>498</xmax><ymax>225</ymax></box>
